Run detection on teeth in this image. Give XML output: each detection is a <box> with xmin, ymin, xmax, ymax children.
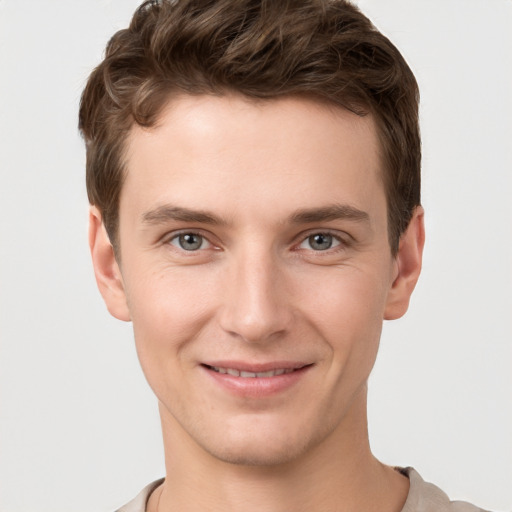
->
<box><xmin>210</xmin><ymin>366</ymin><xmax>297</xmax><ymax>377</ymax></box>
<box><xmin>259</xmin><ymin>370</ymin><xmax>277</xmax><ymax>377</ymax></box>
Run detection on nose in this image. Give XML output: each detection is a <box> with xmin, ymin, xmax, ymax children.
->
<box><xmin>219</xmin><ymin>247</ymin><xmax>293</xmax><ymax>344</ymax></box>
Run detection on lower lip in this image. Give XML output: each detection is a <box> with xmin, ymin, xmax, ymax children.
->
<box><xmin>202</xmin><ymin>365</ymin><xmax>312</xmax><ymax>398</ymax></box>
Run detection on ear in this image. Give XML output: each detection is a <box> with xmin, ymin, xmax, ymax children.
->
<box><xmin>384</xmin><ymin>206</ymin><xmax>425</xmax><ymax>320</ymax></box>
<box><xmin>88</xmin><ymin>206</ymin><xmax>131</xmax><ymax>322</ymax></box>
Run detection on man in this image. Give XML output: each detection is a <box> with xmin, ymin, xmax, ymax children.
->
<box><xmin>79</xmin><ymin>1</ymin><xmax>487</xmax><ymax>511</ymax></box>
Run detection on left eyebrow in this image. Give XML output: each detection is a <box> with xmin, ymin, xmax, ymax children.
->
<box><xmin>289</xmin><ymin>204</ymin><xmax>370</xmax><ymax>224</ymax></box>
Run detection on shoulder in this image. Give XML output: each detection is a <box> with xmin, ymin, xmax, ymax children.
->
<box><xmin>115</xmin><ymin>471</ymin><xmax>490</xmax><ymax>512</ymax></box>
<box><xmin>399</xmin><ymin>467</ymin><xmax>489</xmax><ymax>512</ymax></box>
<box><xmin>115</xmin><ymin>478</ymin><xmax>164</xmax><ymax>512</ymax></box>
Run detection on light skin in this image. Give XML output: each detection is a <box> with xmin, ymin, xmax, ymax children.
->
<box><xmin>90</xmin><ymin>94</ymin><xmax>424</xmax><ymax>512</ymax></box>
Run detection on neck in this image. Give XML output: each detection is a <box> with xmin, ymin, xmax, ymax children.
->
<box><xmin>149</xmin><ymin>390</ymin><xmax>409</xmax><ymax>512</ymax></box>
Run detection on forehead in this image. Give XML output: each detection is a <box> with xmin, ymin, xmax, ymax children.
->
<box><xmin>121</xmin><ymin>94</ymin><xmax>385</xmax><ymax>228</ymax></box>
<box><xmin>128</xmin><ymin>93</ymin><xmax>378</xmax><ymax>161</ymax></box>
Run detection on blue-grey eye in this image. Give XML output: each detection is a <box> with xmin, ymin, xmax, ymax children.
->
<box><xmin>170</xmin><ymin>233</ymin><xmax>210</xmax><ymax>251</ymax></box>
<box><xmin>300</xmin><ymin>233</ymin><xmax>340</xmax><ymax>251</ymax></box>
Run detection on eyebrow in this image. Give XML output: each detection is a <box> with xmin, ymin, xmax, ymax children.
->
<box><xmin>290</xmin><ymin>204</ymin><xmax>370</xmax><ymax>225</ymax></box>
<box><xmin>141</xmin><ymin>205</ymin><xmax>227</xmax><ymax>226</ymax></box>
<box><xmin>141</xmin><ymin>203</ymin><xmax>370</xmax><ymax>226</ymax></box>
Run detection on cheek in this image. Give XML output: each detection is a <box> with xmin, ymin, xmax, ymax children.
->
<box><xmin>296</xmin><ymin>266</ymin><xmax>389</xmax><ymax>360</ymax></box>
<box><xmin>125</xmin><ymin>265</ymin><xmax>220</xmax><ymax>381</ymax></box>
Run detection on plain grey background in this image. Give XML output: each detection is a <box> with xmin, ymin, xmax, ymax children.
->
<box><xmin>0</xmin><ymin>1</ymin><xmax>511</xmax><ymax>511</ymax></box>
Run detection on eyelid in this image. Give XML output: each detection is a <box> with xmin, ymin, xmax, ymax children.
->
<box><xmin>293</xmin><ymin>229</ymin><xmax>351</xmax><ymax>252</ymax></box>
<box><xmin>159</xmin><ymin>228</ymin><xmax>351</xmax><ymax>253</ymax></box>
<box><xmin>298</xmin><ymin>234</ymin><xmax>341</xmax><ymax>250</ymax></box>
<box><xmin>162</xmin><ymin>229</ymin><xmax>220</xmax><ymax>251</ymax></box>
<box><xmin>170</xmin><ymin>233</ymin><xmax>211</xmax><ymax>250</ymax></box>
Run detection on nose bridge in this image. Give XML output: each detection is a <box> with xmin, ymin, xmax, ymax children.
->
<box><xmin>219</xmin><ymin>241</ymin><xmax>291</xmax><ymax>343</ymax></box>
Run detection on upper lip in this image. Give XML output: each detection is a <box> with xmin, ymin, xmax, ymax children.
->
<box><xmin>202</xmin><ymin>361</ymin><xmax>311</xmax><ymax>372</ymax></box>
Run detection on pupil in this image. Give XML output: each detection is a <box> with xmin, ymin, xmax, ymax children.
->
<box><xmin>180</xmin><ymin>233</ymin><xmax>202</xmax><ymax>250</ymax></box>
<box><xmin>310</xmin><ymin>233</ymin><xmax>332</xmax><ymax>250</ymax></box>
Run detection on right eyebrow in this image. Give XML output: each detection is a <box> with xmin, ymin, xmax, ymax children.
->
<box><xmin>141</xmin><ymin>205</ymin><xmax>227</xmax><ymax>226</ymax></box>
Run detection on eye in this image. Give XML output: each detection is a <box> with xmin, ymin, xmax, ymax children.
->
<box><xmin>299</xmin><ymin>233</ymin><xmax>341</xmax><ymax>251</ymax></box>
<box><xmin>169</xmin><ymin>232</ymin><xmax>211</xmax><ymax>251</ymax></box>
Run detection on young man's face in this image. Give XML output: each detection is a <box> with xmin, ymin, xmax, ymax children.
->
<box><xmin>91</xmin><ymin>94</ymin><xmax>422</xmax><ymax>466</ymax></box>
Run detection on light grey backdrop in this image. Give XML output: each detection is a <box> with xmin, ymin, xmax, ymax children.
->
<box><xmin>0</xmin><ymin>1</ymin><xmax>511</xmax><ymax>511</ymax></box>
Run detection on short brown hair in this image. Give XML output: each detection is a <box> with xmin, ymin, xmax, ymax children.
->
<box><xmin>79</xmin><ymin>0</ymin><xmax>420</xmax><ymax>254</ymax></box>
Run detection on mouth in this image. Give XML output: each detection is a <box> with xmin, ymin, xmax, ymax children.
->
<box><xmin>200</xmin><ymin>361</ymin><xmax>312</xmax><ymax>397</ymax></box>
<box><xmin>203</xmin><ymin>364</ymin><xmax>300</xmax><ymax>378</ymax></box>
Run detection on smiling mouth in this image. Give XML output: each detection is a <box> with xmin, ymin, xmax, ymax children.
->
<box><xmin>205</xmin><ymin>365</ymin><xmax>295</xmax><ymax>378</ymax></box>
<box><xmin>203</xmin><ymin>364</ymin><xmax>310</xmax><ymax>378</ymax></box>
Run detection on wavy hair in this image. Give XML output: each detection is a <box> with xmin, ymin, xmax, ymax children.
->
<box><xmin>79</xmin><ymin>0</ymin><xmax>420</xmax><ymax>254</ymax></box>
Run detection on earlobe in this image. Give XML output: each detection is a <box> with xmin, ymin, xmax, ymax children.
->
<box><xmin>89</xmin><ymin>206</ymin><xmax>131</xmax><ymax>322</ymax></box>
<box><xmin>384</xmin><ymin>206</ymin><xmax>425</xmax><ymax>320</ymax></box>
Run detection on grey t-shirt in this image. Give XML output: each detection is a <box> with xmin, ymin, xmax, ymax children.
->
<box><xmin>115</xmin><ymin>467</ymin><xmax>488</xmax><ymax>512</ymax></box>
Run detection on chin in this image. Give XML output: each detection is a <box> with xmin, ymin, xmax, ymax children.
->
<box><xmin>203</xmin><ymin>435</ymin><xmax>309</xmax><ymax>467</ymax></box>
<box><xmin>192</xmin><ymin>415</ymin><xmax>327</xmax><ymax>468</ymax></box>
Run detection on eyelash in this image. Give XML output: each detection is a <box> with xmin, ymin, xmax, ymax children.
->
<box><xmin>294</xmin><ymin>230</ymin><xmax>350</xmax><ymax>256</ymax></box>
<box><xmin>165</xmin><ymin>230</ymin><xmax>216</xmax><ymax>253</ymax></box>
<box><xmin>163</xmin><ymin>229</ymin><xmax>349</xmax><ymax>255</ymax></box>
